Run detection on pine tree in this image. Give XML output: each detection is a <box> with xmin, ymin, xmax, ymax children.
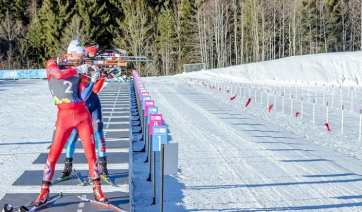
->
<box><xmin>26</xmin><ymin>0</ymin><xmax>44</xmax><ymax>66</ymax></box>
<box><xmin>301</xmin><ymin>0</ymin><xmax>318</xmax><ymax>54</ymax></box>
<box><xmin>107</xmin><ymin>0</ymin><xmax>124</xmax><ymax>48</ymax></box>
<box><xmin>60</xmin><ymin>14</ymin><xmax>88</xmax><ymax>56</ymax></box>
<box><xmin>38</xmin><ymin>0</ymin><xmax>60</xmax><ymax>59</ymax></box>
<box><xmin>324</xmin><ymin>0</ymin><xmax>341</xmax><ymax>52</ymax></box>
<box><xmin>171</xmin><ymin>0</ymin><xmax>195</xmax><ymax>73</ymax></box>
<box><xmin>157</xmin><ymin>5</ymin><xmax>176</xmax><ymax>75</ymax></box>
<box><xmin>76</xmin><ymin>0</ymin><xmax>110</xmax><ymax>46</ymax></box>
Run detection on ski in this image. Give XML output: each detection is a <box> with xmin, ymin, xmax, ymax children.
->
<box><xmin>51</xmin><ymin>173</ymin><xmax>76</xmax><ymax>186</ymax></box>
<box><xmin>77</xmin><ymin>195</ymin><xmax>127</xmax><ymax>212</ymax></box>
<box><xmin>52</xmin><ymin>169</ymin><xmax>84</xmax><ymax>186</ymax></box>
<box><xmin>3</xmin><ymin>201</ymin><xmax>36</xmax><ymax>212</ymax></box>
<box><xmin>83</xmin><ymin>177</ymin><xmax>91</xmax><ymax>185</ymax></box>
<box><xmin>2</xmin><ymin>193</ymin><xmax>62</xmax><ymax>212</ymax></box>
<box><xmin>82</xmin><ymin>174</ymin><xmax>117</xmax><ymax>187</ymax></box>
<box><xmin>22</xmin><ymin>193</ymin><xmax>63</xmax><ymax>212</ymax></box>
<box><xmin>100</xmin><ymin>174</ymin><xmax>118</xmax><ymax>187</ymax></box>
<box><xmin>82</xmin><ymin>173</ymin><xmax>92</xmax><ymax>186</ymax></box>
<box><xmin>72</xmin><ymin>169</ymin><xmax>85</xmax><ymax>186</ymax></box>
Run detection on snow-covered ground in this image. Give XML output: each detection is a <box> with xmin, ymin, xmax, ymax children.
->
<box><xmin>3</xmin><ymin>51</ymin><xmax>362</xmax><ymax>211</ymax></box>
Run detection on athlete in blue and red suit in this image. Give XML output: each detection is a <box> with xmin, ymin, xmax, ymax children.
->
<box><xmin>35</xmin><ymin>39</ymin><xmax>108</xmax><ymax>205</ymax></box>
<box><xmin>60</xmin><ymin>44</ymin><xmax>110</xmax><ymax>178</ymax></box>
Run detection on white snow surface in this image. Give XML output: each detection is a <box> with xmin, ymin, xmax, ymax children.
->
<box><xmin>3</xmin><ymin>51</ymin><xmax>362</xmax><ymax>211</ymax></box>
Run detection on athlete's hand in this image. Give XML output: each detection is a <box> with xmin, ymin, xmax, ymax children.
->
<box><xmin>91</xmin><ymin>65</ymin><xmax>100</xmax><ymax>72</ymax></box>
<box><xmin>90</xmin><ymin>71</ymin><xmax>100</xmax><ymax>82</ymax></box>
<box><xmin>75</xmin><ymin>64</ymin><xmax>90</xmax><ymax>74</ymax></box>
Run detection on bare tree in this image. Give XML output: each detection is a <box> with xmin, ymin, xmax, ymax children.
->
<box><xmin>0</xmin><ymin>10</ymin><xmax>22</xmax><ymax>69</ymax></box>
<box><xmin>239</xmin><ymin>0</ymin><xmax>245</xmax><ymax>64</ymax></box>
<box><xmin>118</xmin><ymin>0</ymin><xmax>152</xmax><ymax>76</ymax></box>
<box><xmin>250</xmin><ymin>0</ymin><xmax>260</xmax><ymax>61</ymax></box>
<box><xmin>232</xmin><ymin>0</ymin><xmax>238</xmax><ymax>65</ymax></box>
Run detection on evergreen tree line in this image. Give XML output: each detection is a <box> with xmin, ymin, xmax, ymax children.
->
<box><xmin>0</xmin><ymin>0</ymin><xmax>361</xmax><ymax>76</ymax></box>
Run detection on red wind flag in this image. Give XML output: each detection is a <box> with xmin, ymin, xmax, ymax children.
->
<box><xmin>227</xmin><ymin>90</ymin><xmax>230</xmax><ymax>93</ymax></box>
<box><xmin>219</xmin><ymin>87</ymin><xmax>222</xmax><ymax>92</ymax></box>
<box><xmin>245</xmin><ymin>98</ymin><xmax>252</xmax><ymax>107</ymax></box>
<box><xmin>325</xmin><ymin>123</ymin><xmax>332</xmax><ymax>131</ymax></box>
<box><xmin>230</xmin><ymin>94</ymin><xmax>236</xmax><ymax>101</ymax></box>
<box><xmin>268</xmin><ymin>104</ymin><xmax>273</xmax><ymax>112</ymax></box>
<box><xmin>296</xmin><ymin>112</ymin><xmax>300</xmax><ymax>117</ymax></box>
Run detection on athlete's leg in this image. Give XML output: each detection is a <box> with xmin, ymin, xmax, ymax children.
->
<box><xmin>36</xmin><ymin>110</ymin><xmax>74</xmax><ymax>205</ymax></box>
<box><xmin>90</xmin><ymin>96</ymin><xmax>105</xmax><ymax>157</ymax></box>
<box><xmin>43</xmin><ymin>129</ymin><xmax>73</xmax><ymax>181</ymax></box>
<box><xmin>60</xmin><ymin>129</ymin><xmax>79</xmax><ymax>177</ymax></box>
<box><xmin>76</xmin><ymin>109</ymin><xmax>99</xmax><ymax>180</ymax></box>
<box><xmin>76</xmin><ymin>109</ymin><xmax>108</xmax><ymax>203</ymax></box>
<box><xmin>65</xmin><ymin>129</ymin><xmax>79</xmax><ymax>158</ymax></box>
<box><xmin>93</xmin><ymin>118</ymin><xmax>106</xmax><ymax>157</ymax></box>
<box><xmin>92</xmin><ymin>103</ymin><xmax>108</xmax><ymax>175</ymax></box>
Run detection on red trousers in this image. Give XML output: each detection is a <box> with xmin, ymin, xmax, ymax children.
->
<box><xmin>42</xmin><ymin>102</ymin><xmax>100</xmax><ymax>182</ymax></box>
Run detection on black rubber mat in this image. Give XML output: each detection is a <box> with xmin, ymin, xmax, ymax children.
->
<box><xmin>104</xmin><ymin>124</ymin><xmax>129</xmax><ymax>129</ymax></box>
<box><xmin>102</xmin><ymin>108</ymin><xmax>129</xmax><ymax>112</ymax></box>
<box><xmin>33</xmin><ymin>152</ymin><xmax>129</xmax><ymax>164</ymax></box>
<box><xmin>103</xmin><ymin>112</ymin><xmax>129</xmax><ymax>117</ymax></box>
<box><xmin>103</xmin><ymin>117</ymin><xmax>129</xmax><ymax>122</ymax></box>
<box><xmin>106</xmin><ymin>118</ymin><xmax>130</xmax><ymax>122</ymax></box>
<box><xmin>0</xmin><ymin>191</ymin><xmax>129</xmax><ymax>212</ymax></box>
<box><xmin>107</xmin><ymin>123</ymin><xmax>129</xmax><ymax>130</ymax></box>
<box><xmin>13</xmin><ymin>169</ymin><xmax>128</xmax><ymax>186</ymax></box>
<box><xmin>104</xmin><ymin>131</ymin><xmax>129</xmax><ymax>138</ymax></box>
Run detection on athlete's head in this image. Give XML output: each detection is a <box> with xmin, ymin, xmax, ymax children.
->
<box><xmin>66</xmin><ymin>39</ymin><xmax>85</xmax><ymax>64</ymax></box>
<box><xmin>86</xmin><ymin>46</ymin><xmax>98</xmax><ymax>58</ymax></box>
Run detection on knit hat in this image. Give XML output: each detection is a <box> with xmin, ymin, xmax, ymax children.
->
<box><xmin>67</xmin><ymin>39</ymin><xmax>85</xmax><ymax>54</ymax></box>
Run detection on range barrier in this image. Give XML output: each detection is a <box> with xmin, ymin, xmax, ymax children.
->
<box><xmin>0</xmin><ymin>69</ymin><xmax>47</xmax><ymax>80</ymax></box>
<box><xmin>130</xmin><ymin>69</ymin><xmax>178</xmax><ymax>212</ymax></box>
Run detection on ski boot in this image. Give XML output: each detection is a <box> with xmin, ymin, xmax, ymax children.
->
<box><xmin>35</xmin><ymin>181</ymin><xmax>50</xmax><ymax>206</ymax></box>
<box><xmin>93</xmin><ymin>179</ymin><xmax>108</xmax><ymax>203</ymax></box>
<box><xmin>60</xmin><ymin>157</ymin><xmax>73</xmax><ymax>178</ymax></box>
<box><xmin>99</xmin><ymin>156</ymin><xmax>109</xmax><ymax>176</ymax></box>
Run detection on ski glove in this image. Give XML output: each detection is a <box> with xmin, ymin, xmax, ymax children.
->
<box><xmin>91</xmin><ymin>65</ymin><xmax>100</xmax><ymax>72</ymax></box>
<box><xmin>91</xmin><ymin>71</ymin><xmax>100</xmax><ymax>83</ymax></box>
<box><xmin>75</xmin><ymin>64</ymin><xmax>90</xmax><ymax>74</ymax></box>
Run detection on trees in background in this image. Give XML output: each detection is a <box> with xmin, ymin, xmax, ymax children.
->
<box><xmin>115</xmin><ymin>0</ymin><xmax>152</xmax><ymax>77</ymax></box>
<box><xmin>1</xmin><ymin>0</ymin><xmax>362</xmax><ymax>75</ymax></box>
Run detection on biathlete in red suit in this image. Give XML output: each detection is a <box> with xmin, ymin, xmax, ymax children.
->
<box><xmin>61</xmin><ymin>73</ymin><xmax>110</xmax><ymax>176</ymax></box>
<box><xmin>60</xmin><ymin>44</ymin><xmax>110</xmax><ymax>178</ymax></box>
<box><xmin>35</xmin><ymin>39</ymin><xmax>108</xmax><ymax>205</ymax></box>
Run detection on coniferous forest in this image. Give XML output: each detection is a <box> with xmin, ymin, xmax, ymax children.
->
<box><xmin>0</xmin><ymin>0</ymin><xmax>362</xmax><ymax>76</ymax></box>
